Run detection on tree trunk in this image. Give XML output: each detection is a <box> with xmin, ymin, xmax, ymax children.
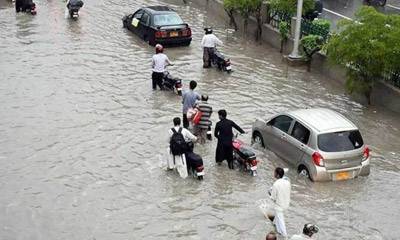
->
<box><xmin>244</xmin><ymin>17</ymin><xmax>248</xmax><ymax>33</ymax></box>
<box><xmin>280</xmin><ymin>39</ymin><xmax>284</xmax><ymax>53</ymax></box>
<box><xmin>365</xmin><ymin>86</ymin><xmax>372</xmax><ymax>105</ymax></box>
<box><xmin>225</xmin><ymin>9</ymin><xmax>238</xmax><ymax>31</ymax></box>
<box><xmin>255</xmin><ymin>9</ymin><xmax>262</xmax><ymax>41</ymax></box>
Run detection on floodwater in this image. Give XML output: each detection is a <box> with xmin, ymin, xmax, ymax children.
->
<box><xmin>1</xmin><ymin>0</ymin><xmax>400</xmax><ymax>239</ymax></box>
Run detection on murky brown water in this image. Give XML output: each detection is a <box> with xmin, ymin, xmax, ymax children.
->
<box><xmin>1</xmin><ymin>0</ymin><xmax>400</xmax><ymax>239</ymax></box>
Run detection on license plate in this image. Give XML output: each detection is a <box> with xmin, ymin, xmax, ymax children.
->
<box><xmin>335</xmin><ymin>171</ymin><xmax>350</xmax><ymax>180</ymax></box>
<box><xmin>177</xmin><ymin>88</ymin><xmax>182</xmax><ymax>91</ymax></box>
<box><xmin>170</xmin><ymin>31</ymin><xmax>178</xmax><ymax>37</ymax></box>
<box><xmin>197</xmin><ymin>171</ymin><xmax>205</xmax><ymax>176</ymax></box>
<box><xmin>226</xmin><ymin>65</ymin><xmax>232</xmax><ymax>70</ymax></box>
<box><xmin>250</xmin><ymin>166</ymin><xmax>257</xmax><ymax>171</ymax></box>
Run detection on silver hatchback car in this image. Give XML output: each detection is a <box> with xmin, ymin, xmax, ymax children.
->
<box><xmin>252</xmin><ymin>108</ymin><xmax>370</xmax><ymax>181</ymax></box>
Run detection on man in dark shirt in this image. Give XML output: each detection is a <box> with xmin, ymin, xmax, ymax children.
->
<box><xmin>214</xmin><ymin>109</ymin><xmax>245</xmax><ymax>169</ymax></box>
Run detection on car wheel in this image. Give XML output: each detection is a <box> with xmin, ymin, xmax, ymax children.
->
<box><xmin>298</xmin><ymin>165</ymin><xmax>313</xmax><ymax>181</ymax></box>
<box><xmin>378</xmin><ymin>0</ymin><xmax>386</xmax><ymax>6</ymax></box>
<box><xmin>252</xmin><ymin>132</ymin><xmax>265</xmax><ymax>148</ymax></box>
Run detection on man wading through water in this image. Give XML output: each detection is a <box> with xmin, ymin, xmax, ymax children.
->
<box><xmin>151</xmin><ymin>44</ymin><xmax>172</xmax><ymax>90</ymax></box>
<box><xmin>182</xmin><ymin>80</ymin><xmax>200</xmax><ymax>129</ymax></box>
<box><xmin>268</xmin><ymin>167</ymin><xmax>291</xmax><ymax>238</ymax></box>
<box><xmin>194</xmin><ymin>95</ymin><xmax>212</xmax><ymax>144</ymax></box>
<box><xmin>201</xmin><ymin>28</ymin><xmax>223</xmax><ymax>68</ymax></box>
<box><xmin>214</xmin><ymin>109</ymin><xmax>244</xmax><ymax>169</ymax></box>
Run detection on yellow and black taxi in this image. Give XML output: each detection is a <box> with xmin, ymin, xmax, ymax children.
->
<box><xmin>122</xmin><ymin>6</ymin><xmax>192</xmax><ymax>46</ymax></box>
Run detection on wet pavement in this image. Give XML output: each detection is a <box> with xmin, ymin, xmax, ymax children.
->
<box><xmin>321</xmin><ymin>0</ymin><xmax>400</xmax><ymax>29</ymax></box>
<box><xmin>1</xmin><ymin>0</ymin><xmax>400</xmax><ymax>239</ymax></box>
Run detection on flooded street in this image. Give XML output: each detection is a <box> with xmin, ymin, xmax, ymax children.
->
<box><xmin>1</xmin><ymin>0</ymin><xmax>400</xmax><ymax>239</ymax></box>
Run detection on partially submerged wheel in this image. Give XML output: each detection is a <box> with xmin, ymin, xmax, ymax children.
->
<box><xmin>252</xmin><ymin>132</ymin><xmax>265</xmax><ymax>148</ymax></box>
<box><xmin>298</xmin><ymin>166</ymin><xmax>312</xmax><ymax>181</ymax></box>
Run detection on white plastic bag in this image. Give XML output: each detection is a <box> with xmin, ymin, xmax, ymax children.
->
<box><xmin>256</xmin><ymin>198</ymin><xmax>275</xmax><ymax>220</ymax></box>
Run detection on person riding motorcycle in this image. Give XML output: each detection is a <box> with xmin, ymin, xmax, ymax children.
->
<box><xmin>151</xmin><ymin>44</ymin><xmax>172</xmax><ymax>90</ymax></box>
<box><xmin>201</xmin><ymin>28</ymin><xmax>223</xmax><ymax>68</ymax></box>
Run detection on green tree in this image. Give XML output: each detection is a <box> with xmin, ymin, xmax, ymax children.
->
<box><xmin>326</xmin><ymin>6</ymin><xmax>400</xmax><ymax>104</ymax></box>
<box><xmin>269</xmin><ymin>0</ymin><xmax>315</xmax><ymax>17</ymax></box>
<box><xmin>278</xmin><ymin>21</ymin><xmax>290</xmax><ymax>53</ymax></box>
<box><xmin>301</xmin><ymin>34</ymin><xmax>323</xmax><ymax>71</ymax></box>
<box><xmin>224</xmin><ymin>0</ymin><xmax>239</xmax><ymax>31</ymax></box>
<box><xmin>223</xmin><ymin>0</ymin><xmax>264</xmax><ymax>39</ymax></box>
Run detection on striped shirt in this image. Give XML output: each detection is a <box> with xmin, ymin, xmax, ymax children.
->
<box><xmin>197</xmin><ymin>101</ymin><xmax>212</xmax><ymax>129</ymax></box>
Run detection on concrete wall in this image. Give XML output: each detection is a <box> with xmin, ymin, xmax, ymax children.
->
<box><xmin>188</xmin><ymin>0</ymin><xmax>400</xmax><ymax>114</ymax></box>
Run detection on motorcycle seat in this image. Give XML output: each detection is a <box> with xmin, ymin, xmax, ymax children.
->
<box><xmin>237</xmin><ymin>146</ymin><xmax>256</xmax><ymax>160</ymax></box>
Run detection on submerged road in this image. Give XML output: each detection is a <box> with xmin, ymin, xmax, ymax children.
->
<box><xmin>1</xmin><ymin>0</ymin><xmax>400</xmax><ymax>239</ymax></box>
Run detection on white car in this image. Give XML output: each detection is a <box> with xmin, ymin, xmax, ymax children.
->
<box><xmin>252</xmin><ymin>108</ymin><xmax>370</xmax><ymax>181</ymax></box>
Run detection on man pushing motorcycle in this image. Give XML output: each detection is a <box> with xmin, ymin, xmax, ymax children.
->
<box><xmin>201</xmin><ymin>28</ymin><xmax>223</xmax><ymax>68</ymax></box>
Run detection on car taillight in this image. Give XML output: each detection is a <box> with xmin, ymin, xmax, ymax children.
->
<box><xmin>181</xmin><ymin>28</ymin><xmax>191</xmax><ymax>37</ymax></box>
<box><xmin>312</xmin><ymin>152</ymin><xmax>324</xmax><ymax>167</ymax></box>
<box><xmin>155</xmin><ymin>31</ymin><xmax>167</xmax><ymax>38</ymax></box>
<box><xmin>251</xmin><ymin>159</ymin><xmax>257</xmax><ymax>166</ymax></box>
<box><xmin>363</xmin><ymin>146</ymin><xmax>370</xmax><ymax>160</ymax></box>
<box><xmin>196</xmin><ymin>166</ymin><xmax>204</xmax><ymax>172</ymax></box>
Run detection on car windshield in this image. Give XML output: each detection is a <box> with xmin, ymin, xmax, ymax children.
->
<box><xmin>318</xmin><ymin>130</ymin><xmax>364</xmax><ymax>152</ymax></box>
<box><xmin>154</xmin><ymin>13</ymin><xmax>184</xmax><ymax>26</ymax></box>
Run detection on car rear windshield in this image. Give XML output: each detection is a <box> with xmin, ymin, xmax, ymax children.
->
<box><xmin>318</xmin><ymin>130</ymin><xmax>364</xmax><ymax>152</ymax></box>
<box><xmin>154</xmin><ymin>13</ymin><xmax>184</xmax><ymax>26</ymax></box>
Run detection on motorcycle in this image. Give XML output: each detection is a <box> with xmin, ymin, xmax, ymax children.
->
<box><xmin>27</xmin><ymin>2</ymin><xmax>36</xmax><ymax>15</ymax></box>
<box><xmin>67</xmin><ymin>0</ymin><xmax>84</xmax><ymax>19</ymax></box>
<box><xmin>211</xmin><ymin>49</ymin><xmax>232</xmax><ymax>73</ymax></box>
<box><xmin>166</xmin><ymin>142</ymin><xmax>204</xmax><ymax>180</ymax></box>
<box><xmin>185</xmin><ymin>149</ymin><xmax>205</xmax><ymax>180</ymax></box>
<box><xmin>162</xmin><ymin>71</ymin><xmax>183</xmax><ymax>96</ymax></box>
<box><xmin>16</xmin><ymin>0</ymin><xmax>36</xmax><ymax>15</ymax></box>
<box><xmin>303</xmin><ymin>0</ymin><xmax>323</xmax><ymax>21</ymax></box>
<box><xmin>232</xmin><ymin>134</ymin><xmax>258</xmax><ymax>176</ymax></box>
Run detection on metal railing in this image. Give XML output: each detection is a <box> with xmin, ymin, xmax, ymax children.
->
<box><xmin>384</xmin><ymin>71</ymin><xmax>400</xmax><ymax>88</ymax></box>
<box><xmin>301</xmin><ymin>20</ymin><xmax>330</xmax><ymax>40</ymax></box>
<box><xmin>268</xmin><ymin>11</ymin><xmax>291</xmax><ymax>29</ymax></box>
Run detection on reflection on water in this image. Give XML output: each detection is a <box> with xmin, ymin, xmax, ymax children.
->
<box><xmin>0</xmin><ymin>0</ymin><xmax>399</xmax><ymax>239</ymax></box>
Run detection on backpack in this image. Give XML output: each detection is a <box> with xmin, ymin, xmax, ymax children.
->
<box><xmin>170</xmin><ymin>127</ymin><xmax>188</xmax><ymax>155</ymax></box>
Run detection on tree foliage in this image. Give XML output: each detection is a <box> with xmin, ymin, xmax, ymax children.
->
<box><xmin>269</xmin><ymin>0</ymin><xmax>315</xmax><ymax>16</ymax></box>
<box><xmin>278</xmin><ymin>21</ymin><xmax>290</xmax><ymax>52</ymax></box>
<box><xmin>326</xmin><ymin>6</ymin><xmax>400</xmax><ymax>104</ymax></box>
<box><xmin>223</xmin><ymin>0</ymin><xmax>264</xmax><ymax>39</ymax></box>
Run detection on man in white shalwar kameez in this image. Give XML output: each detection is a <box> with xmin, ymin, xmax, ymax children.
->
<box><xmin>269</xmin><ymin>167</ymin><xmax>291</xmax><ymax>238</ymax></box>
